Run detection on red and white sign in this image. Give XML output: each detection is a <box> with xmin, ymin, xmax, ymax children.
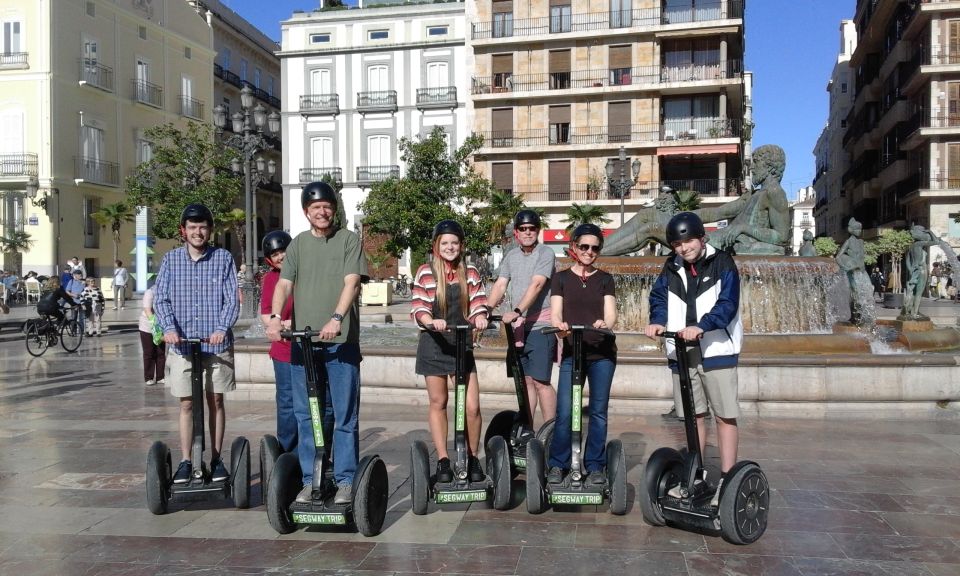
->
<box><xmin>543</xmin><ymin>228</ymin><xmax>616</xmax><ymax>243</ymax></box>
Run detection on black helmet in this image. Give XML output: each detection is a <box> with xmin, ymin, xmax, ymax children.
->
<box><xmin>432</xmin><ymin>219</ymin><xmax>464</xmax><ymax>241</ymax></box>
<box><xmin>513</xmin><ymin>209</ymin><xmax>541</xmax><ymax>229</ymax></box>
<box><xmin>261</xmin><ymin>230</ymin><xmax>292</xmax><ymax>259</ymax></box>
<box><xmin>666</xmin><ymin>212</ymin><xmax>706</xmax><ymax>244</ymax></box>
<box><xmin>300</xmin><ymin>181</ymin><xmax>338</xmax><ymax>210</ymax></box>
<box><xmin>180</xmin><ymin>203</ymin><xmax>213</xmax><ymax>227</ymax></box>
<box><xmin>571</xmin><ymin>223</ymin><xmax>604</xmax><ymax>248</ymax></box>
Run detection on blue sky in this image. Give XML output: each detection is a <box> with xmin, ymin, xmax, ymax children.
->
<box><xmin>219</xmin><ymin>0</ymin><xmax>856</xmax><ymax>200</ymax></box>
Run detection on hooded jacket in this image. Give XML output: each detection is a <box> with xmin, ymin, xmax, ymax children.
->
<box><xmin>649</xmin><ymin>243</ymin><xmax>743</xmax><ymax>371</ymax></box>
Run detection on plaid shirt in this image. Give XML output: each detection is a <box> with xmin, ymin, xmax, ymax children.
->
<box><xmin>154</xmin><ymin>245</ymin><xmax>239</xmax><ymax>356</ymax></box>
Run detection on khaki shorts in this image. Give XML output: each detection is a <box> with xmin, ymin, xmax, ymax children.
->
<box><xmin>167</xmin><ymin>348</ymin><xmax>236</xmax><ymax>398</ymax></box>
<box><xmin>671</xmin><ymin>346</ymin><xmax>739</xmax><ymax>419</ymax></box>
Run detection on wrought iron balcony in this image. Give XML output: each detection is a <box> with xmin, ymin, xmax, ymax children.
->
<box><xmin>78</xmin><ymin>59</ymin><xmax>113</xmax><ymax>91</ymax></box>
<box><xmin>300</xmin><ymin>94</ymin><xmax>339</xmax><ymax>115</ymax></box>
<box><xmin>510</xmin><ymin>178</ymin><xmax>741</xmax><ymax>203</ymax></box>
<box><xmin>221</xmin><ymin>69</ymin><xmax>242</xmax><ymax>88</ymax></box>
<box><xmin>0</xmin><ymin>52</ymin><xmax>28</xmax><ymax>68</ymax></box>
<box><xmin>356</xmin><ymin>165</ymin><xmax>400</xmax><ymax>186</ymax></box>
<box><xmin>299</xmin><ymin>167</ymin><xmax>342</xmax><ymax>184</ymax></box>
<box><xmin>131</xmin><ymin>80</ymin><xmax>162</xmax><ymax>108</ymax></box>
<box><xmin>74</xmin><ymin>156</ymin><xmax>120</xmax><ymax>187</ymax></box>
<box><xmin>416</xmin><ymin>87</ymin><xmax>458</xmax><ymax>110</ymax></box>
<box><xmin>0</xmin><ymin>153</ymin><xmax>38</xmax><ymax>178</ymax></box>
<box><xmin>214</xmin><ymin>63</ymin><xmax>223</xmax><ymax>78</ymax></box>
<box><xmin>478</xmin><ymin>119</ymin><xmax>741</xmax><ymax>149</ymax></box>
<box><xmin>179</xmin><ymin>96</ymin><xmax>204</xmax><ymax>120</ymax></box>
<box><xmin>357</xmin><ymin>91</ymin><xmax>398</xmax><ymax>114</ymax></box>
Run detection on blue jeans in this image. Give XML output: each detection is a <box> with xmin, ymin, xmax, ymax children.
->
<box><xmin>548</xmin><ymin>356</ymin><xmax>616</xmax><ymax>473</ymax></box>
<box><xmin>293</xmin><ymin>341</ymin><xmax>360</xmax><ymax>486</ymax></box>
<box><xmin>272</xmin><ymin>359</ymin><xmax>301</xmax><ymax>453</ymax></box>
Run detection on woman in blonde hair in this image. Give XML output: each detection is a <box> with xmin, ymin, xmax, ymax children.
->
<box><xmin>411</xmin><ymin>219</ymin><xmax>489</xmax><ymax>484</ymax></box>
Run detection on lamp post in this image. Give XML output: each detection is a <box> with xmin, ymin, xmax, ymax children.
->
<box><xmin>605</xmin><ymin>146</ymin><xmax>642</xmax><ymax>226</ymax></box>
<box><xmin>212</xmin><ymin>85</ymin><xmax>280</xmax><ymax>287</ymax></box>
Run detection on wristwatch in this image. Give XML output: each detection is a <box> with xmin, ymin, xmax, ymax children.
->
<box><xmin>269</xmin><ymin>313</ymin><xmax>282</xmax><ymax>321</ymax></box>
<box><xmin>331</xmin><ymin>312</ymin><xmax>344</xmax><ymax>322</ymax></box>
<box><xmin>513</xmin><ymin>308</ymin><xmax>523</xmax><ymax>316</ymax></box>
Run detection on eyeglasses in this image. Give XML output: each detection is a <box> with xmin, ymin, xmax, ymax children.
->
<box><xmin>517</xmin><ymin>225</ymin><xmax>538</xmax><ymax>233</ymax></box>
<box><xmin>576</xmin><ymin>244</ymin><xmax>601</xmax><ymax>253</ymax></box>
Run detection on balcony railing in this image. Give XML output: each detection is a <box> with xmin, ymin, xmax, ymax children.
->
<box><xmin>479</xmin><ymin>119</ymin><xmax>741</xmax><ymax>149</ymax></box>
<box><xmin>472</xmin><ymin>60</ymin><xmax>741</xmax><ymax>95</ymax></box>
<box><xmin>356</xmin><ymin>165</ymin><xmax>400</xmax><ymax>185</ymax></box>
<box><xmin>299</xmin><ymin>167</ymin><xmax>342</xmax><ymax>184</ymax></box>
<box><xmin>925</xmin><ymin>115</ymin><xmax>960</xmax><ymax>128</ymax></box>
<box><xmin>74</xmin><ymin>156</ymin><xmax>120</xmax><ymax>187</ymax></box>
<box><xmin>78</xmin><ymin>60</ymin><xmax>114</xmax><ymax>91</ymax></box>
<box><xmin>222</xmin><ymin>69</ymin><xmax>242</xmax><ymax>88</ymax></box>
<box><xmin>416</xmin><ymin>86</ymin><xmax>458</xmax><ymax>109</ymax></box>
<box><xmin>929</xmin><ymin>48</ymin><xmax>960</xmax><ymax>65</ymax></box>
<box><xmin>0</xmin><ymin>52</ymin><xmax>28</xmax><ymax>68</ymax></box>
<box><xmin>179</xmin><ymin>96</ymin><xmax>204</xmax><ymax>120</ymax></box>
<box><xmin>300</xmin><ymin>94</ymin><xmax>339</xmax><ymax>115</ymax></box>
<box><xmin>472</xmin><ymin>1</ymin><xmax>742</xmax><ymax>40</ymax></box>
<box><xmin>357</xmin><ymin>91</ymin><xmax>398</xmax><ymax>114</ymax></box>
<box><xmin>131</xmin><ymin>80</ymin><xmax>162</xmax><ymax>108</ymax></box>
<box><xmin>214</xmin><ymin>63</ymin><xmax>223</xmax><ymax>78</ymax></box>
<box><xmin>0</xmin><ymin>153</ymin><xmax>38</xmax><ymax>177</ymax></box>
<box><xmin>511</xmin><ymin>178</ymin><xmax>741</xmax><ymax>202</ymax></box>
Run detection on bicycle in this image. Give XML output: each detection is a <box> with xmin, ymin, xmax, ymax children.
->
<box><xmin>392</xmin><ymin>274</ymin><xmax>411</xmax><ymax>299</ymax></box>
<box><xmin>24</xmin><ymin>306</ymin><xmax>84</xmax><ymax>357</ymax></box>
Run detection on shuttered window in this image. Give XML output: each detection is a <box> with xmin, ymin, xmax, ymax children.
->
<box><xmin>492</xmin><ymin>108</ymin><xmax>513</xmax><ymax>146</ymax></box>
<box><xmin>549</xmin><ymin>50</ymin><xmax>571</xmax><ymax>72</ymax></box>
<box><xmin>491</xmin><ymin>162</ymin><xmax>513</xmax><ymax>192</ymax></box>
<box><xmin>549</xmin><ymin>105</ymin><xmax>571</xmax><ymax>144</ymax></box>
<box><xmin>548</xmin><ymin>160</ymin><xmax>571</xmax><ymax>201</ymax></box>
<box><xmin>549</xmin><ymin>105</ymin><xmax>570</xmax><ymax>123</ymax></box>
<box><xmin>492</xmin><ymin>0</ymin><xmax>513</xmax><ymax>13</ymax></box>
<box><xmin>608</xmin><ymin>101</ymin><xmax>631</xmax><ymax>143</ymax></box>
<box><xmin>492</xmin><ymin>54</ymin><xmax>513</xmax><ymax>74</ymax></box>
<box><xmin>950</xmin><ymin>82</ymin><xmax>960</xmax><ymax>125</ymax></box>
<box><xmin>609</xmin><ymin>45</ymin><xmax>632</xmax><ymax>69</ymax></box>
<box><xmin>950</xmin><ymin>144</ymin><xmax>960</xmax><ymax>188</ymax></box>
<box><xmin>951</xmin><ymin>21</ymin><xmax>960</xmax><ymax>62</ymax></box>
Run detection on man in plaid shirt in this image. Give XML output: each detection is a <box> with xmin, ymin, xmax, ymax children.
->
<box><xmin>155</xmin><ymin>203</ymin><xmax>240</xmax><ymax>485</ymax></box>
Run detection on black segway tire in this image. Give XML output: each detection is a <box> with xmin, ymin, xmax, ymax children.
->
<box><xmin>353</xmin><ymin>455</ymin><xmax>389</xmax><ymax>537</ymax></box>
<box><xmin>145</xmin><ymin>441</ymin><xmax>170</xmax><ymax>515</ymax></box>
<box><xmin>536</xmin><ymin>418</ymin><xmax>555</xmax><ymax>458</ymax></box>
<box><xmin>719</xmin><ymin>462</ymin><xmax>769</xmax><ymax>545</ymax></box>
<box><xmin>410</xmin><ymin>441</ymin><xmax>430</xmax><ymax>516</ymax></box>
<box><xmin>230</xmin><ymin>436</ymin><xmax>251</xmax><ymax>509</ymax></box>
<box><xmin>525</xmin><ymin>438</ymin><xmax>547</xmax><ymax>514</ymax></box>
<box><xmin>487</xmin><ymin>435</ymin><xmax>512</xmax><ymax>510</ymax></box>
<box><xmin>639</xmin><ymin>447</ymin><xmax>683</xmax><ymax>526</ymax></box>
<box><xmin>606</xmin><ymin>439</ymin><xmax>628</xmax><ymax>515</ymax></box>
<box><xmin>259</xmin><ymin>435</ymin><xmax>282</xmax><ymax>505</ymax></box>
<box><xmin>267</xmin><ymin>452</ymin><xmax>300</xmax><ymax>534</ymax></box>
<box><xmin>483</xmin><ymin>410</ymin><xmax>518</xmax><ymax>452</ymax></box>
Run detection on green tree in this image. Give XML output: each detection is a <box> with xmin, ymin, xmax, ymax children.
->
<box><xmin>358</xmin><ymin>127</ymin><xmax>496</xmax><ymax>266</ymax></box>
<box><xmin>813</xmin><ymin>237</ymin><xmax>838</xmax><ymax>257</ymax></box>
<box><xmin>481</xmin><ymin>189</ymin><xmax>526</xmax><ymax>247</ymax></box>
<box><xmin>0</xmin><ymin>230</ymin><xmax>35</xmax><ymax>276</ymax></box>
<box><xmin>92</xmin><ymin>202</ymin><xmax>136</xmax><ymax>263</ymax></box>
<box><xmin>561</xmin><ymin>203</ymin><xmax>612</xmax><ymax>232</ymax></box>
<box><xmin>125</xmin><ymin>121</ymin><xmax>241</xmax><ymax>239</ymax></box>
<box><xmin>673</xmin><ymin>189</ymin><xmax>701</xmax><ymax>211</ymax></box>
<box><xmin>216</xmin><ymin>208</ymin><xmax>247</xmax><ymax>264</ymax></box>
<box><xmin>872</xmin><ymin>229</ymin><xmax>914</xmax><ymax>293</ymax></box>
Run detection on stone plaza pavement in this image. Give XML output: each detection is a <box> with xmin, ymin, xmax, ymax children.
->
<box><xmin>1</xmin><ymin>334</ymin><xmax>960</xmax><ymax>575</ymax></box>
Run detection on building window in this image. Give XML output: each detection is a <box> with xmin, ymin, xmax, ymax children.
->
<box><xmin>493</xmin><ymin>12</ymin><xmax>513</xmax><ymax>38</ymax></box>
<box><xmin>549</xmin><ymin>105</ymin><xmax>571</xmax><ymax>144</ymax></box>
<box><xmin>427</xmin><ymin>25</ymin><xmax>449</xmax><ymax>36</ymax></box>
<box><xmin>310</xmin><ymin>33</ymin><xmax>331</xmax><ymax>44</ymax></box>
<box><xmin>83</xmin><ymin>196</ymin><xmax>101</xmax><ymax>249</ymax></box>
<box><xmin>841</xmin><ymin>82</ymin><xmax>847</xmax><ymax>93</ymax></box>
<box><xmin>222</xmin><ymin>47</ymin><xmax>231</xmax><ymax>70</ymax></box>
<box><xmin>550</xmin><ymin>3</ymin><xmax>572</xmax><ymax>34</ymax></box>
<box><xmin>2</xmin><ymin>20</ymin><xmax>22</xmax><ymax>55</ymax></box>
<box><xmin>138</xmin><ymin>26</ymin><xmax>146</xmax><ymax>40</ymax></box>
<box><xmin>184</xmin><ymin>46</ymin><xmax>191</xmax><ymax>59</ymax></box>
<box><xmin>491</xmin><ymin>162</ymin><xmax>513</xmax><ymax>193</ymax></box>
<box><xmin>240</xmin><ymin>59</ymin><xmax>248</xmax><ymax>82</ymax></box>
<box><xmin>267</xmin><ymin>76</ymin><xmax>274</xmax><ymax>97</ymax></box>
<box><xmin>369</xmin><ymin>30</ymin><xmax>389</xmax><ymax>41</ymax></box>
<box><xmin>137</xmin><ymin>138</ymin><xmax>153</xmax><ymax>165</ymax></box>
<box><xmin>86</xmin><ymin>1</ymin><xmax>95</xmax><ymax>17</ymax></box>
<box><xmin>254</xmin><ymin>68</ymin><xmax>261</xmax><ymax>89</ymax></box>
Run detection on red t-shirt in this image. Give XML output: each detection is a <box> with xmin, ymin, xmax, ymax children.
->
<box><xmin>260</xmin><ymin>269</ymin><xmax>294</xmax><ymax>362</ymax></box>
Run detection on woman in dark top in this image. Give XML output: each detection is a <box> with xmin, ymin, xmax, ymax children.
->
<box><xmin>546</xmin><ymin>223</ymin><xmax>618</xmax><ymax>485</ymax></box>
<box><xmin>36</xmin><ymin>276</ymin><xmax>78</xmax><ymax>322</ymax></box>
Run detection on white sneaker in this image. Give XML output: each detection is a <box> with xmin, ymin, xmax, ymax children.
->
<box><xmin>156</xmin><ymin>379</ymin><xmax>165</xmax><ymax>386</ymax></box>
<box><xmin>667</xmin><ymin>470</ymin><xmax>706</xmax><ymax>498</ymax></box>
<box><xmin>145</xmin><ymin>379</ymin><xmax>156</xmax><ymax>386</ymax></box>
<box><xmin>295</xmin><ymin>485</ymin><xmax>313</xmax><ymax>503</ymax></box>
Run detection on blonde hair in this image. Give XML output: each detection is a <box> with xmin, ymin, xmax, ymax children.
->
<box><xmin>430</xmin><ymin>235</ymin><xmax>468</xmax><ymax>318</ymax></box>
<box><xmin>45</xmin><ymin>276</ymin><xmax>61</xmax><ymax>291</ymax></box>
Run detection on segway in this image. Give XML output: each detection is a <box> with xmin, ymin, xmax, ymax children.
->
<box><xmin>639</xmin><ymin>331</ymin><xmax>769</xmax><ymax>545</ymax></box>
<box><xmin>526</xmin><ymin>325</ymin><xmax>627</xmax><ymax>515</ymax></box>
<box><xmin>266</xmin><ymin>329</ymin><xmax>389</xmax><ymax>536</ymax></box>
<box><xmin>483</xmin><ymin>315</ymin><xmax>555</xmax><ymax>475</ymax></box>
<box><xmin>145</xmin><ymin>338</ymin><xmax>251</xmax><ymax>514</ymax></box>
<box><xmin>410</xmin><ymin>323</ymin><xmax>512</xmax><ymax>514</ymax></box>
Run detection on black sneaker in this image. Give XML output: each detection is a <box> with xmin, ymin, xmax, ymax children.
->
<box><xmin>210</xmin><ymin>458</ymin><xmax>228</xmax><ymax>482</ymax></box>
<box><xmin>546</xmin><ymin>466</ymin><xmax>564</xmax><ymax>484</ymax></box>
<box><xmin>436</xmin><ymin>457</ymin><xmax>453</xmax><ymax>483</ymax></box>
<box><xmin>468</xmin><ymin>456</ymin><xmax>485</xmax><ymax>483</ymax></box>
<box><xmin>173</xmin><ymin>460</ymin><xmax>192</xmax><ymax>484</ymax></box>
<box><xmin>587</xmin><ymin>470</ymin><xmax>606</xmax><ymax>485</ymax></box>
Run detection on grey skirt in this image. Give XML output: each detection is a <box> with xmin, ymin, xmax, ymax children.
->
<box><xmin>415</xmin><ymin>330</ymin><xmax>477</xmax><ymax>376</ymax></box>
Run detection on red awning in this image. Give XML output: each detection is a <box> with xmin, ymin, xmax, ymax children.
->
<box><xmin>657</xmin><ymin>144</ymin><xmax>739</xmax><ymax>156</ymax></box>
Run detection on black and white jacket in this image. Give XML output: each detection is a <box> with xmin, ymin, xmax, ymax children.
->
<box><xmin>649</xmin><ymin>244</ymin><xmax>743</xmax><ymax>371</ymax></box>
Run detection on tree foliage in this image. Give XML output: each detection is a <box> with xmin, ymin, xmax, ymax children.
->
<box><xmin>673</xmin><ymin>189</ymin><xmax>702</xmax><ymax>212</ymax></box>
<box><xmin>561</xmin><ymin>203</ymin><xmax>612</xmax><ymax>232</ymax></box>
<box><xmin>813</xmin><ymin>237</ymin><xmax>838</xmax><ymax>257</ymax></box>
<box><xmin>480</xmin><ymin>189</ymin><xmax>540</xmax><ymax>247</ymax></box>
<box><xmin>92</xmin><ymin>202</ymin><xmax>136</xmax><ymax>262</ymax></box>
<box><xmin>358</xmin><ymin>127</ymin><xmax>497</xmax><ymax>264</ymax></box>
<box><xmin>125</xmin><ymin>122</ymin><xmax>241</xmax><ymax>239</ymax></box>
<box><xmin>870</xmin><ymin>229</ymin><xmax>914</xmax><ymax>293</ymax></box>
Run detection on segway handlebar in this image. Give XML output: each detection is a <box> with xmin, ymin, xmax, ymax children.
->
<box><xmin>181</xmin><ymin>337</ymin><xmax>210</xmax><ymax>344</ymax></box>
<box><xmin>279</xmin><ymin>328</ymin><xmax>340</xmax><ymax>341</ymax></box>
<box><xmin>541</xmin><ymin>325</ymin><xmax>615</xmax><ymax>337</ymax></box>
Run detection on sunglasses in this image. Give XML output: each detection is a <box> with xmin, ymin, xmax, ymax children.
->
<box><xmin>576</xmin><ymin>243</ymin><xmax>601</xmax><ymax>253</ymax></box>
<box><xmin>517</xmin><ymin>225</ymin><xmax>538</xmax><ymax>232</ymax></box>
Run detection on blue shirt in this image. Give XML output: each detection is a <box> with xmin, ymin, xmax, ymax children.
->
<box><xmin>154</xmin><ymin>245</ymin><xmax>239</xmax><ymax>356</ymax></box>
<box><xmin>66</xmin><ymin>278</ymin><xmax>85</xmax><ymax>298</ymax></box>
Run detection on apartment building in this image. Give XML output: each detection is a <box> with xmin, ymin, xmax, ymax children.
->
<box><xmin>813</xmin><ymin>19</ymin><xmax>857</xmax><ymax>242</ymax></box>
<box><xmin>0</xmin><ymin>0</ymin><xmax>214</xmax><ymax>279</ymax></box>
<box><xmin>469</xmin><ymin>0</ymin><xmax>747</xmax><ymax>252</ymax></box>
<box><xmin>279</xmin><ymin>0</ymin><xmax>469</xmax><ymax>238</ymax></box>
<box><xmin>790</xmin><ymin>185</ymin><xmax>816</xmax><ymax>255</ymax></box>
<box><xmin>842</xmin><ymin>0</ymin><xmax>960</xmax><ymax>252</ymax></box>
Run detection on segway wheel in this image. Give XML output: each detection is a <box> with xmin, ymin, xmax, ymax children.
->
<box><xmin>719</xmin><ymin>463</ymin><xmax>769</xmax><ymax>545</ymax></box>
<box><xmin>259</xmin><ymin>435</ymin><xmax>282</xmax><ymax>506</ymax></box>
<box><xmin>483</xmin><ymin>410</ymin><xmax>518</xmax><ymax>451</ymax></box>
<box><xmin>145</xmin><ymin>441</ymin><xmax>171</xmax><ymax>515</ymax></box>
<box><xmin>536</xmin><ymin>418</ymin><xmax>555</xmax><ymax>458</ymax></box>
<box><xmin>525</xmin><ymin>438</ymin><xmax>547</xmax><ymax>514</ymax></box>
<box><xmin>487</xmin><ymin>435</ymin><xmax>512</xmax><ymax>510</ymax></box>
<box><xmin>230</xmin><ymin>436</ymin><xmax>251</xmax><ymax>509</ymax></box>
<box><xmin>267</xmin><ymin>452</ymin><xmax>300</xmax><ymax>534</ymax></box>
<box><xmin>25</xmin><ymin>322</ymin><xmax>49</xmax><ymax>357</ymax></box>
<box><xmin>639</xmin><ymin>447</ymin><xmax>683</xmax><ymax>526</ymax></box>
<box><xmin>353</xmin><ymin>455</ymin><xmax>389</xmax><ymax>537</ymax></box>
<box><xmin>410</xmin><ymin>440</ymin><xmax>430</xmax><ymax>516</ymax></box>
<box><xmin>606</xmin><ymin>439</ymin><xmax>628</xmax><ymax>516</ymax></box>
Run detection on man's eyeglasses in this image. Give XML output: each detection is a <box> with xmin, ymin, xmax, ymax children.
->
<box><xmin>576</xmin><ymin>244</ymin><xmax>601</xmax><ymax>253</ymax></box>
<box><xmin>517</xmin><ymin>226</ymin><xmax>538</xmax><ymax>233</ymax></box>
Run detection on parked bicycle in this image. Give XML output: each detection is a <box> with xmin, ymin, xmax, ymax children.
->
<box><xmin>24</xmin><ymin>306</ymin><xmax>84</xmax><ymax>357</ymax></box>
<box><xmin>392</xmin><ymin>274</ymin><xmax>411</xmax><ymax>299</ymax></box>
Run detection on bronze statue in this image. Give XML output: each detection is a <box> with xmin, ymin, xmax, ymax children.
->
<box><xmin>835</xmin><ymin>218</ymin><xmax>874</xmax><ymax>326</ymax></box>
<box><xmin>901</xmin><ymin>225</ymin><xmax>939</xmax><ymax>319</ymax></box>
<box><xmin>798</xmin><ymin>229</ymin><xmax>816</xmax><ymax>257</ymax></box>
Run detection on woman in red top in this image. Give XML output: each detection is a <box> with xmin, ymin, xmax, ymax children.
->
<box><xmin>411</xmin><ymin>220</ymin><xmax>489</xmax><ymax>483</ymax></box>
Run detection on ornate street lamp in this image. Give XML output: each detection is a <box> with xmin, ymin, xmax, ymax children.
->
<box><xmin>605</xmin><ymin>146</ymin><xmax>642</xmax><ymax>226</ymax></box>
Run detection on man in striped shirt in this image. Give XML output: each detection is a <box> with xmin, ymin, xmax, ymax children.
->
<box><xmin>155</xmin><ymin>203</ymin><xmax>240</xmax><ymax>485</ymax></box>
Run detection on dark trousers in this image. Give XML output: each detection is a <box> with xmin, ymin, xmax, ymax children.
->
<box><xmin>139</xmin><ymin>330</ymin><xmax>167</xmax><ymax>382</ymax></box>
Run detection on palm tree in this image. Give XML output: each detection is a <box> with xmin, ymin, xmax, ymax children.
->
<box><xmin>217</xmin><ymin>208</ymin><xmax>247</xmax><ymax>265</ymax></box>
<box><xmin>482</xmin><ymin>189</ymin><xmax>526</xmax><ymax>246</ymax></box>
<box><xmin>673</xmin><ymin>189</ymin><xmax>701</xmax><ymax>211</ymax></box>
<box><xmin>92</xmin><ymin>202</ymin><xmax>137</xmax><ymax>263</ymax></box>
<box><xmin>561</xmin><ymin>203</ymin><xmax>612</xmax><ymax>232</ymax></box>
<box><xmin>0</xmin><ymin>230</ymin><xmax>36</xmax><ymax>276</ymax></box>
